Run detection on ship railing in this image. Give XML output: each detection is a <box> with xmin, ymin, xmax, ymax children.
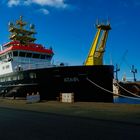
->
<box><xmin>13</xmin><ymin>62</ymin><xmax>54</xmax><ymax>71</ymax></box>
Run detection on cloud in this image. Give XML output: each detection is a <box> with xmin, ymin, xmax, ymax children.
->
<box><xmin>25</xmin><ymin>0</ymin><xmax>67</xmax><ymax>8</ymax></box>
<box><xmin>8</xmin><ymin>0</ymin><xmax>20</xmax><ymax>7</ymax></box>
<box><xmin>39</xmin><ymin>8</ymin><xmax>50</xmax><ymax>15</ymax></box>
<box><xmin>7</xmin><ymin>0</ymin><xmax>68</xmax><ymax>15</ymax></box>
<box><xmin>8</xmin><ymin>0</ymin><xmax>68</xmax><ymax>8</ymax></box>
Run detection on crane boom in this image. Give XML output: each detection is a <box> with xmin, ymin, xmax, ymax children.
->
<box><xmin>84</xmin><ymin>22</ymin><xmax>111</xmax><ymax>65</ymax></box>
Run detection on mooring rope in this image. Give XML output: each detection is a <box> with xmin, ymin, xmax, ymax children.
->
<box><xmin>86</xmin><ymin>77</ymin><xmax>140</xmax><ymax>100</ymax></box>
<box><xmin>114</xmin><ymin>81</ymin><xmax>140</xmax><ymax>98</ymax></box>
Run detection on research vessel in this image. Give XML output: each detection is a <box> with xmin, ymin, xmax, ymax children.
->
<box><xmin>0</xmin><ymin>16</ymin><xmax>114</xmax><ymax>102</ymax></box>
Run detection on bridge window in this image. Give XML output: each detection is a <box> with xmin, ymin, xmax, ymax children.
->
<box><xmin>40</xmin><ymin>54</ymin><xmax>45</xmax><ymax>59</ymax></box>
<box><xmin>19</xmin><ymin>51</ymin><xmax>26</xmax><ymax>57</ymax></box>
<box><xmin>26</xmin><ymin>52</ymin><xmax>32</xmax><ymax>58</ymax></box>
<box><xmin>13</xmin><ymin>51</ymin><xmax>18</xmax><ymax>57</ymax></box>
<box><xmin>33</xmin><ymin>53</ymin><xmax>40</xmax><ymax>59</ymax></box>
<box><xmin>40</xmin><ymin>54</ymin><xmax>51</xmax><ymax>59</ymax></box>
<box><xmin>45</xmin><ymin>55</ymin><xmax>51</xmax><ymax>59</ymax></box>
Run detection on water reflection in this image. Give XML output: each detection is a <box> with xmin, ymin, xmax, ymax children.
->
<box><xmin>114</xmin><ymin>96</ymin><xmax>140</xmax><ymax>104</ymax></box>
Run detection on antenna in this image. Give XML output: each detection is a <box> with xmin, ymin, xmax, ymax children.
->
<box><xmin>114</xmin><ymin>64</ymin><xmax>120</xmax><ymax>81</ymax></box>
<box><xmin>131</xmin><ymin>65</ymin><xmax>137</xmax><ymax>81</ymax></box>
<box><xmin>107</xmin><ymin>16</ymin><xmax>110</xmax><ymax>25</ymax></box>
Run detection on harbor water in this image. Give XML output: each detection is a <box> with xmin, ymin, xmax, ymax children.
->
<box><xmin>114</xmin><ymin>96</ymin><xmax>140</xmax><ymax>104</ymax></box>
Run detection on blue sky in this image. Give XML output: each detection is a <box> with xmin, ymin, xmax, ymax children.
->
<box><xmin>0</xmin><ymin>0</ymin><xmax>140</xmax><ymax>81</ymax></box>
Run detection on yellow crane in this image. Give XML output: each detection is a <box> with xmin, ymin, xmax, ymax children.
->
<box><xmin>84</xmin><ymin>21</ymin><xmax>111</xmax><ymax>65</ymax></box>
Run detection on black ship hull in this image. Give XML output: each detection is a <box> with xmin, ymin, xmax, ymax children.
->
<box><xmin>0</xmin><ymin>65</ymin><xmax>114</xmax><ymax>102</ymax></box>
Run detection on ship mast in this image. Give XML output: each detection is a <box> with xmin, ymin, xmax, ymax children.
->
<box><xmin>9</xmin><ymin>16</ymin><xmax>36</xmax><ymax>44</ymax></box>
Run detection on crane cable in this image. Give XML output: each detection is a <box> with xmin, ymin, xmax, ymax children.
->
<box><xmin>86</xmin><ymin>77</ymin><xmax>140</xmax><ymax>100</ymax></box>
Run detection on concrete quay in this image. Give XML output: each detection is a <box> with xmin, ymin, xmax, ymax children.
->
<box><xmin>0</xmin><ymin>99</ymin><xmax>140</xmax><ymax>124</ymax></box>
<box><xmin>0</xmin><ymin>99</ymin><xmax>140</xmax><ymax>140</ymax></box>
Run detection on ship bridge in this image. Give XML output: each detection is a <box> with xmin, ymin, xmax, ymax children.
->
<box><xmin>0</xmin><ymin>16</ymin><xmax>54</xmax><ymax>76</ymax></box>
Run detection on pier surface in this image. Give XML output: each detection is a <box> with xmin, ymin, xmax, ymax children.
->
<box><xmin>0</xmin><ymin>99</ymin><xmax>140</xmax><ymax>140</ymax></box>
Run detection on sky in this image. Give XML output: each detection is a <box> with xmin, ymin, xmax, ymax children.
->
<box><xmin>0</xmin><ymin>0</ymin><xmax>140</xmax><ymax>81</ymax></box>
